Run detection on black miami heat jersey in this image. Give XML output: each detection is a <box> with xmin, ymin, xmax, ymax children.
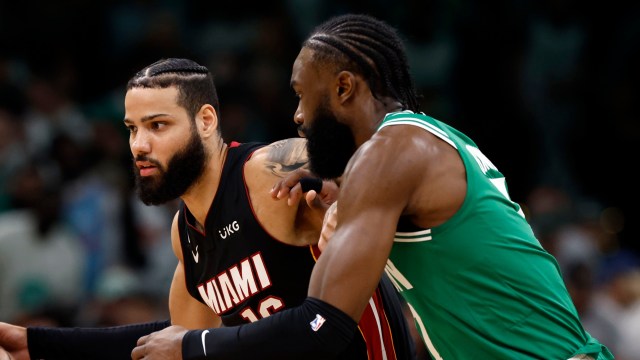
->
<box><xmin>178</xmin><ymin>142</ymin><xmax>415</xmax><ymax>360</ymax></box>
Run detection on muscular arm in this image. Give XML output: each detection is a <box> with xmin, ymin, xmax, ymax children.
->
<box><xmin>261</xmin><ymin>138</ymin><xmax>310</xmax><ymax>178</ymax></box>
<box><xmin>246</xmin><ymin>138</ymin><xmax>332</xmax><ymax>246</ymax></box>
<box><xmin>312</xmin><ymin>125</ymin><xmax>466</xmax><ymax>320</ymax></box>
<box><xmin>263</xmin><ymin>138</ymin><xmax>339</xmax><ymax>238</ymax></box>
<box><xmin>162</xmin><ymin>129</ymin><xmax>434</xmax><ymax>359</ymax></box>
<box><xmin>308</xmin><ymin>132</ymin><xmax>419</xmax><ymax>320</ymax></box>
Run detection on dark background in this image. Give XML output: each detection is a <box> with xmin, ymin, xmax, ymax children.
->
<box><xmin>1</xmin><ymin>1</ymin><xmax>639</xmax><ymax>356</ymax></box>
<box><xmin>4</xmin><ymin>0</ymin><xmax>637</xmax><ymax>249</ymax></box>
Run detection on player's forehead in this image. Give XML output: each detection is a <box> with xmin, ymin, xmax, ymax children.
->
<box><xmin>291</xmin><ymin>47</ymin><xmax>320</xmax><ymax>88</ymax></box>
<box><xmin>126</xmin><ymin>86</ymin><xmax>179</xmax><ymax>104</ymax></box>
<box><xmin>124</xmin><ymin>86</ymin><xmax>185</xmax><ymax>122</ymax></box>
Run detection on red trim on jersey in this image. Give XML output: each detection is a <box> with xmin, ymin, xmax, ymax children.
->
<box><xmin>229</xmin><ymin>141</ymin><xmax>242</xmax><ymax>148</ymax></box>
<box><xmin>357</xmin><ymin>288</ymin><xmax>398</xmax><ymax>360</ymax></box>
<box><xmin>310</xmin><ymin>244</ymin><xmax>322</xmax><ymax>261</ymax></box>
<box><xmin>184</xmin><ymin>210</ymin><xmax>206</xmax><ymax>236</ymax></box>
<box><xmin>312</xmin><ymin>248</ymin><xmax>397</xmax><ymax>359</ymax></box>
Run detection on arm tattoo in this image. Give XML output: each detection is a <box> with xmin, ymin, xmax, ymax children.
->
<box><xmin>264</xmin><ymin>139</ymin><xmax>309</xmax><ymax>177</ymax></box>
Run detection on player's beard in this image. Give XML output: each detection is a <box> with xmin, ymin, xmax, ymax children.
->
<box><xmin>304</xmin><ymin>96</ymin><xmax>356</xmax><ymax>180</ymax></box>
<box><xmin>134</xmin><ymin>126</ymin><xmax>207</xmax><ymax>205</ymax></box>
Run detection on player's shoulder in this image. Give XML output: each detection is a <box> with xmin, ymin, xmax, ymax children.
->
<box><xmin>259</xmin><ymin>138</ymin><xmax>307</xmax><ymax>155</ymax></box>
<box><xmin>245</xmin><ymin>138</ymin><xmax>308</xmax><ymax>177</ymax></box>
<box><xmin>346</xmin><ymin>113</ymin><xmax>442</xmax><ymax>180</ymax></box>
<box><xmin>367</xmin><ymin>112</ymin><xmax>449</xmax><ymax>157</ymax></box>
<box><xmin>357</xmin><ymin>125</ymin><xmax>429</xmax><ymax>162</ymax></box>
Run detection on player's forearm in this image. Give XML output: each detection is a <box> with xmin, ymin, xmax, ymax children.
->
<box><xmin>182</xmin><ymin>298</ymin><xmax>356</xmax><ymax>360</ymax></box>
<box><xmin>27</xmin><ymin>319</ymin><xmax>170</xmax><ymax>359</ymax></box>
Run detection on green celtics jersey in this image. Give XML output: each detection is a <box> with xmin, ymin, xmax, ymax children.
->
<box><xmin>378</xmin><ymin>111</ymin><xmax>613</xmax><ymax>360</ymax></box>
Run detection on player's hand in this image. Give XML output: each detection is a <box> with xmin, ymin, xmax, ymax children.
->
<box><xmin>319</xmin><ymin>201</ymin><xmax>338</xmax><ymax>252</ymax></box>
<box><xmin>131</xmin><ymin>325</ymin><xmax>187</xmax><ymax>360</ymax></box>
<box><xmin>0</xmin><ymin>323</ymin><xmax>28</xmax><ymax>360</ymax></box>
<box><xmin>270</xmin><ymin>168</ymin><xmax>338</xmax><ymax>209</ymax></box>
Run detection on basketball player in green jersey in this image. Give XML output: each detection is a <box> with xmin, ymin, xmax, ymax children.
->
<box><xmin>132</xmin><ymin>13</ymin><xmax>614</xmax><ymax>360</ymax></box>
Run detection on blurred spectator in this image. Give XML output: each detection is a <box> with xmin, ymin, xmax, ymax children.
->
<box><xmin>525</xmin><ymin>185</ymin><xmax>619</xmax><ymax>267</ymax></box>
<box><xmin>0</xmin><ymin>56</ymin><xmax>28</xmax><ymax>213</ymax></box>
<box><xmin>76</xmin><ymin>266</ymin><xmax>168</xmax><ymax>327</ymax></box>
<box><xmin>0</xmin><ymin>109</ymin><xmax>27</xmax><ymax>212</ymax></box>
<box><xmin>526</xmin><ymin>185</ymin><xmax>576</xmax><ymax>256</ymax></box>
<box><xmin>564</xmin><ymin>261</ymin><xmax>618</xmax><ymax>354</ymax></box>
<box><xmin>22</xmin><ymin>57</ymin><xmax>92</xmax><ymax>161</ymax></box>
<box><xmin>526</xmin><ymin>184</ymin><xmax>639</xmax><ymax>358</ymax></box>
<box><xmin>589</xmin><ymin>251</ymin><xmax>640</xmax><ymax>359</ymax></box>
<box><xmin>0</xmin><ymin>163</ymin><xmax>86</xmax><ymax>322</ymax></box>
<box><xmin>129</xmin><ymin>196</ymin><xmax>177</xmax><ymax>300</ymax></box>
<box><xmin>11</xmin><ymin>305</ymin><xmax>77</xmax><ymax>330</ymax></box>
<box><xmin>50</xmin><ymin>133</ymin><xmax>125</xmax><ymax>296</ymax></box>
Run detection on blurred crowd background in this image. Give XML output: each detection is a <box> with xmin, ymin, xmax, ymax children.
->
<box><xmin>0</xmin><ymin>0</ymin><xmax>639</xmax><ymax>358</ymax></box>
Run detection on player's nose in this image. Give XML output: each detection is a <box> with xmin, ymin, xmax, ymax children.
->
<box><xmin>293</xmin><ymin>104</ymin><xmax>304</xmax><ymax>126</ymax></box>
<box><xmin>130</xmin><ymin>130</ymin><xmax>151</xmax><ymax>156</ymax></box>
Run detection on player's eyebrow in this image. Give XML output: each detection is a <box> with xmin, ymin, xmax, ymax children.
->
<box><xmin>123</xmin><ymin>113</ymin><xmax>169</xmax><ymax>124</ymax></box>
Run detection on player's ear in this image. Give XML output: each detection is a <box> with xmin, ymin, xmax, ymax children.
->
<box><xmin>336</xmin><ymin>71</ymin><xmax>356</xmax><ymax>103</ymax></box>
<box><xmin>199</xmin><ymin>104</ymin><xmax>219</xmax><ymax>137</ymax></box>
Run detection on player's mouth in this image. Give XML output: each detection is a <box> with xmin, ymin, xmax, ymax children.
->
<box><xmin>297</xmin><ymin>125</ymin><xmax>307</xmax><ymax>138</ymax></box>
<box><xmin>136</xmin><ymin>162</ymin><xmax>158</xmax><ymax>176</ymax></box>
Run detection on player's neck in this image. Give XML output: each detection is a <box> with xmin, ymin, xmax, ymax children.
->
<box><xmin>352</xmin><ymin>96</ymin><xmax>403</xmax><ymax>146</ymax></box>
<box><xmin>181</xmin><ymin>142</ymin><xmax>229</xmax><ymax>225</ymax></box>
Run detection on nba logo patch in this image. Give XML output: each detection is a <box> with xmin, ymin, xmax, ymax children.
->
<box><xmin>310</xmin><ymin>314</ymin><xmax>326</xmax><ymax>332</ymax></box>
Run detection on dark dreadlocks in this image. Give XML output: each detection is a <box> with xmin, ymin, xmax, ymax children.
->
<box><xmin>303</xmin><ymin>13</ymin><xmax>421</xmax><ymax>112</ymax></box>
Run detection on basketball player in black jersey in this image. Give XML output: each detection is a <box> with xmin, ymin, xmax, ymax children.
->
<box><xmin>0</xmin><ymin>58</ymin><xmax>415</xmax><ymax>359</ymax></box>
